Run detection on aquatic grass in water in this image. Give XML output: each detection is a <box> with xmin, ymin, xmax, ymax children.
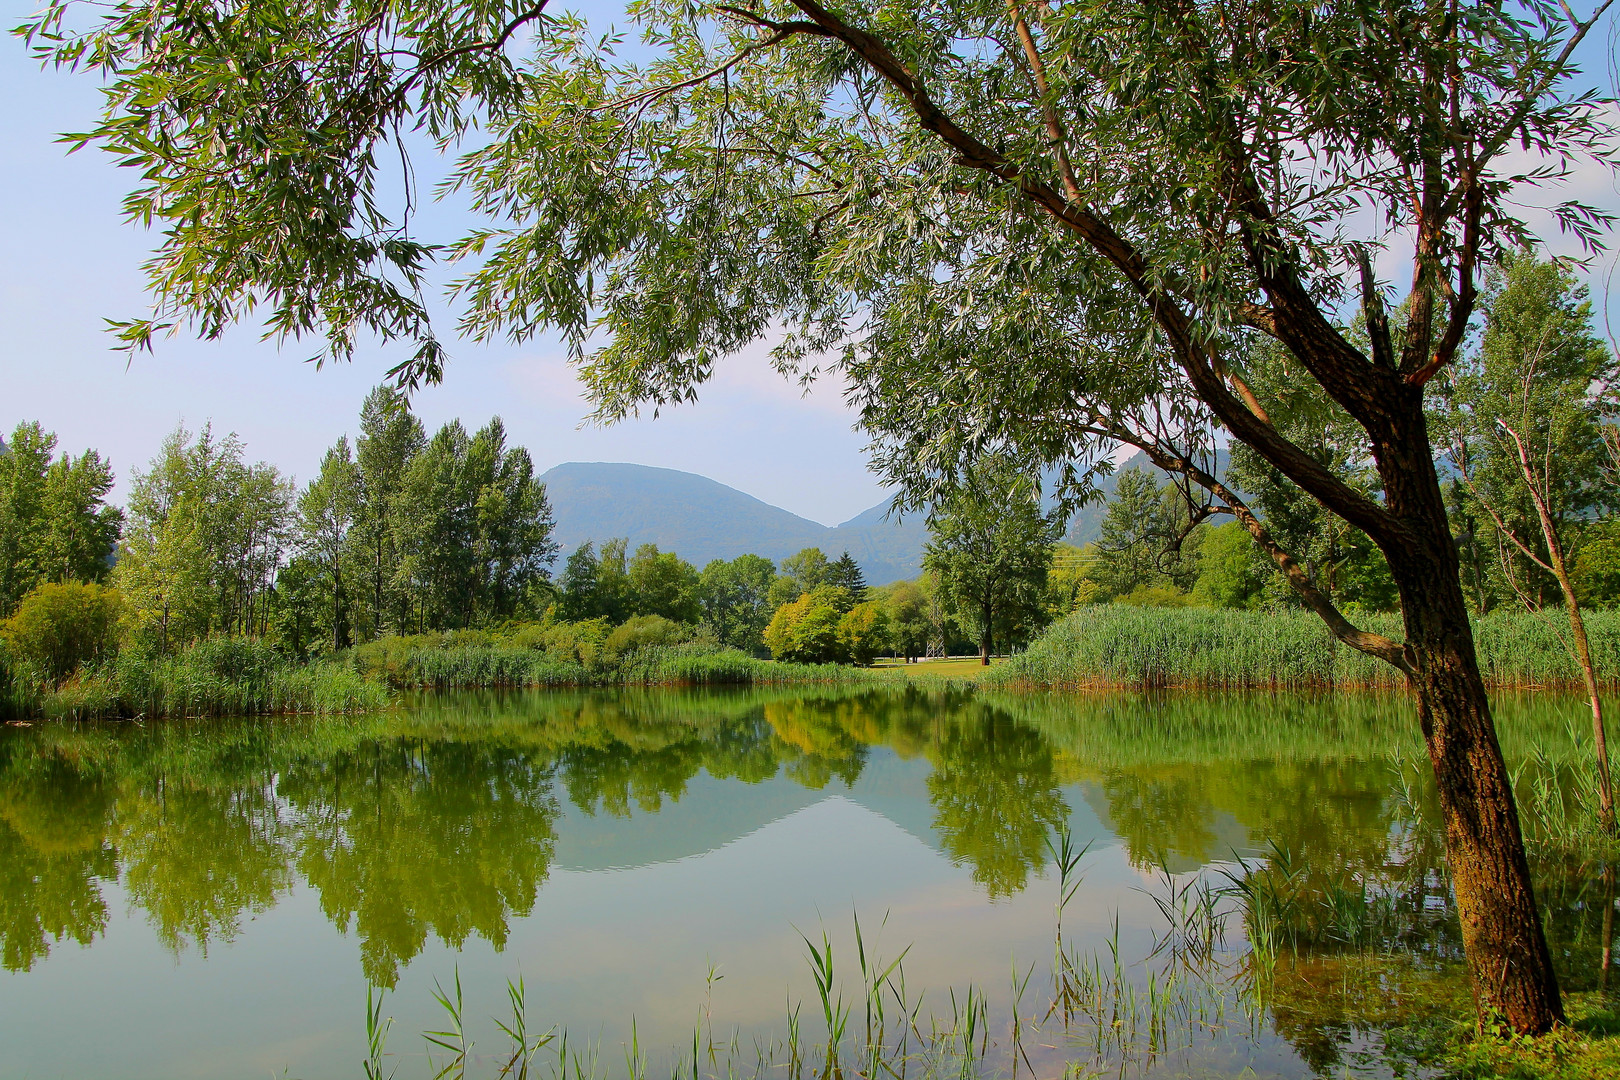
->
<box><xmin>352</xmin><ymin>842</ymin><xmax>1491</xmax><ymax>1080</ymax></box>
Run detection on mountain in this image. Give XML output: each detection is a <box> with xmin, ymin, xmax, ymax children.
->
<box><xmin>540</xmin><ymin>462</ymin><xmax>930</xmax><ymax>584</ymax></box>
<box><xmin>540</xmin><ymin>450</ymin><xmax>1241</xmax><ymax>584</ymax></box>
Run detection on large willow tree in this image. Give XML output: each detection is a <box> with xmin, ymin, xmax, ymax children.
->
<box><xmin>22</xmin><ymin>0</ymin><xmax>1619</xmax><ymax>1031</ymax></box>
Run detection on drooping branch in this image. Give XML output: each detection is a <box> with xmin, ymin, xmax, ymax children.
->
<box><xmin>414</xmin><ymin>1</ymin><xmax>552</xmax><ymax>72</ymax></box>
<box><xmin>1476</xmin><ymin>0</ymin><xmax>1617</xmax><ymax>164</ymax></box>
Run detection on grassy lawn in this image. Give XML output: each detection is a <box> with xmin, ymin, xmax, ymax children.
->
<box><xmin>870</xmin><ymin>656</ymin><xmax>1005</xmax><ymax>680</ymax></box>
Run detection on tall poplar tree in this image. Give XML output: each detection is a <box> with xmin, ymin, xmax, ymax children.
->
<box><xmin>298</xmin><ymin>438</ymin><xmax>361</xmax><ymax>650</ymax></box>
<box><xmin>353</xmin><ymin>387</ymin><xmax>425</xmax><ymax>636</ymax></box>
<box><xmin>0</xmin><ymin>423</ymin><xmax>122</xmax><ymax>616</ymax></box>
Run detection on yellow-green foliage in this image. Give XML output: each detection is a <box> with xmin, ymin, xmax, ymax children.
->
<box><xmin>509</xmin><ymin>617</ymin><xmax>613</xmax><ymax>668</ymax></box>
<box><xmin>764</xmin><ymin>585</ymin><xmax>850</xmax><ymax>664</ymax></box>
<box><xmin>0</xmin><ymin>582</ymin><xmax>122</xmax><ymax>685</ymax></box>
<box><xmin>836</xmin><ymin>600</ymin><xmax>890</xmax><ymax>665</ymax></box>
<box><xmin>1113</xmin><ymin>583</ymin><xmax>1192</xmax><ymax>607</ymax></box>
<box><xmin>603</xmin><ymin>614</ymin><xmax>689</xmax><ymax>657</ymax></box>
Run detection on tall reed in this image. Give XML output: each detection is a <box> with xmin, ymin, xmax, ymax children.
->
<box><xmin>363</xmin><ymin>642</ymin><xmax>878</xmax><ymax>691</ymax></box>
<box><xmin>990</xmin><ymin>605</ymin><xmax>1620</xmax><ymax>691</ymax></box>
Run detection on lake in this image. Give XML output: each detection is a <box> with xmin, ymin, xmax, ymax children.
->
<box><xmin>0</xmin><ymin>686</ymin><xmax>1610</xmax><ymax>1079</ymax></box>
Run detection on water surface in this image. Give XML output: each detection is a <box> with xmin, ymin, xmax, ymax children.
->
<box><xmin>0</xmin><ymin>686</ymin><xmax>1609</xmax><ymax>1079</ymax></box>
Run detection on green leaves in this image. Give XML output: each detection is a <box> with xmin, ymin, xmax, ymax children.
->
<box><xmin>20</xmin><ymin>0</ymin><xmax>560</xmax><ymax>383</ymax></box>
<box><xmin>923</xmin><ymin>455</ymin><xmax>1061</xmax><ymax>656</ymax></box>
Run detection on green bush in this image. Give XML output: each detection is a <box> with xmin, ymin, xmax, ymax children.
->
<box><xmin>1114</xmin><ymin>583</ymin><xmax>1193</xmax><ymax>608</ymax></box>
<box><xmin>764</xmin><ymin>586</ymin><xmax>850</xmax><ymax>664</ymax></box>
<box><xmin>837</xmin><ymin>600</ymin><xmax>890</xmax><ymax>665</ymax></box>
<box><xmin>0</xmin><ymin>581</ymin><xmax>122</xmax><ymax>685</ymax></box>
<box><xmin>604</xmin><ymin>614</ymin><xmax>689</xmax><ymax>657</ymax></box>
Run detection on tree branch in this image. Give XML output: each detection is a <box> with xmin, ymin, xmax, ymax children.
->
<box><xmin>415</xmin><ymin>1</ymin><xmax>552</xmax><ymax>72</ymax></box>
<box><xmin>1006</xmin><ymin>0</ymin><xmax>1083</xmax><ymax>205</ymax></box>
<box><xmin>1125</xmin><ymin>438</ymin><xmax>1414</xmax><ymax>674</ymax></box>
<box><xmin>777</xmin><ymin>0</ymin><xmax>1408</xmax><ymax>552</ymax></box>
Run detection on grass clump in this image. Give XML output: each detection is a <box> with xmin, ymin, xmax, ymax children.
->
<box><xmin>990</xmin><ymin>605</ymin><xmax>1401</xmax><ymax>690</ymax></box>
<box><xmin>992</xmin><ymin>604</ymin><xmax>1620</xmax><ymax>690</ymax></box>
<box><xmin>1433</xmin><ymin>993</ymin><xmax>1620</xmax><ymax>1079</ymax></box>
<box><xmin>352</xmin><ymin>629</ymin><xmax>880</xmax><ymax>691</ymax></box>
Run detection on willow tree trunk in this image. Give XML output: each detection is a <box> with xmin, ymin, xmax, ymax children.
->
<box><xmin>1375</xmin><ymin>402</ymin><xmax>1564</xmax><ymax>1034</ymax></box>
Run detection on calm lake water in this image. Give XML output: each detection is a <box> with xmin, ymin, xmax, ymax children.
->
<box><xmin>0</xmin><ymin>686</ymin><xmax>1610</xmax><ymax>1079</ymax></box>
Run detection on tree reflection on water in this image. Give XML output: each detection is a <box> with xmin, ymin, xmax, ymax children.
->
<box><xmin>0</xmin><ymin>685</ymin><xmax>1610</xmax><ymax>1060</ymax></box>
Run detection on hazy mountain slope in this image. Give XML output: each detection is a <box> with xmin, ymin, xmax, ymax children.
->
<box><xmin>540</xmin><ymin>451</ymin><xmax>1243</xmax><ymax>586</ymax></box>
<box><xmin>540</xmin><ymin>462</ymin><xmax>930</xmax><ymax>583</ymax></box>
<box><xmin>826</xmin><ymin>499</ymin><xmax>932</xmax><ymax>583</ymax></box>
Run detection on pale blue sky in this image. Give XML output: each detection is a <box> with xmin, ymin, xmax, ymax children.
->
<box><xmin>3</xmin><ymin>5</ymin><xmax>1617</xmax><ymax>526</ymax></box>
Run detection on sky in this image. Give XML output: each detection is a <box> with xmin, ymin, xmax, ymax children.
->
<box><xmin>2</xmin><ymin>3</ymin><xmax>1618</xmax><ymax>527</ymax></box>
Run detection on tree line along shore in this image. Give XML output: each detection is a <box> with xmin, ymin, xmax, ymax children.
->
<box><xmin>10</xmin><ymin>254</ymin><xmax>1620</xmax><ymax>720</ymax></box>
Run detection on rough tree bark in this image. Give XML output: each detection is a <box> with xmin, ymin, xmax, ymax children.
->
<box><xmin>1118</xmin><ymin>396</ymin><xmax>1562</xmax><ymax>1030</ymax></box>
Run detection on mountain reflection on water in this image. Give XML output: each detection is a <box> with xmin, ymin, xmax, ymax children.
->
<box><xmin>0</xmin><ymin>686</ymin><xmax>1610</xmax><ymax>1080</ymax></box>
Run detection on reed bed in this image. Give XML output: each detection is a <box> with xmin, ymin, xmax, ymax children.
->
<box><xmin>1</xmin><ymin>638</ymin><xmax>880</xmax><ymax>721</ymax></box>
<box><xmin>364</xmin><ymin>642</ymin><xmax>879</xmax><ymax>691</ymax></box>
<box><xmin>6</xmin><ymin>638</ymin><xmax>387</xmax><ymax>720</ymax></box>
<box><xmin>990</xmin><ymin>605</ymin><xmax>1620</xmax><ymax>691</ymax></box>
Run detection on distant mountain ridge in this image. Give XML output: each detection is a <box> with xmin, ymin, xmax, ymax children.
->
<box><xmin>540</xmin><ymin>462</ymin><xmax>930</xmax><ymax>585</ymax></box>
<box><xmin>541</xmin><ymin>453</ymin><xmax>1242</xmax><ymax>585</ymax></box>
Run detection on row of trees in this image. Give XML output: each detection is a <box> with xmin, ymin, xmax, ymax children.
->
<box><xmin>280</xmin><ymin>388</ymin><xmax>559</xmax><ymax>652</ymax></box>
<box><xmin>4</xmin><ymin>397</ymin><xmax>1043</xmax><ymax>669</ymax></box>
<box><xmin>143</xmin><ymin>389</ymin><xmax>559</xmax><ymax>656</ymax></box>
<box><xmin>2</xmin><ymin>390</ymin><xmax>562</xmax><ymax>661</ymax></box>
<box><xmin>552</xmin><ymin>539</ymin><xmax>958</xmax><ymax>664</ymax></box>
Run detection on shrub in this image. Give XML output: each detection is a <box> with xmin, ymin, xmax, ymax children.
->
<box><xmin>837</xmin><ymin>601</ymin><xmax>890</xmax><ymax>665</ymax></box>
<box><xmin>604</xmin><ymin>614</ymin><xmax>689</xmax><ymax>657</ymax></box>
<box><xmin>1114</xmin><ymin>584</ymin><xmax>1192</xmax><ymax>608</ymax></box>
<box><xmin>528</xmin><ymin>617</ymin><xmax>613</xmax><ymax>668</ymax></box>
<box><xmin>0</xmin><ymin>582</ymin><xmax>122</xmax><ymax>685</ymax></box>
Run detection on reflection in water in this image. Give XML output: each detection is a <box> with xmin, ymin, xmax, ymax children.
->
<box><xmin>0</xmin><ymin>686</ymin><xmax>1610</xmax><ymax>1076</ymax></box>
<box><xmin>281</xmin><ymin>740</ymin><xmax>559</xmax><ymax>986</ymax></box>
